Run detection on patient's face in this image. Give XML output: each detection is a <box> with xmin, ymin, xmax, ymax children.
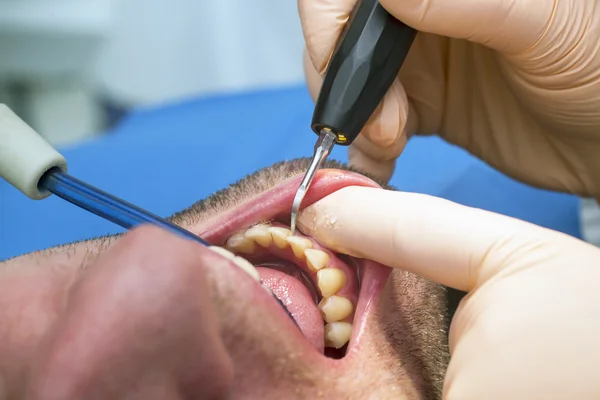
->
<box><xmin>1</xmin><ymin>159</ymin><xmax>448</xmax><ymax>399</ymax></box>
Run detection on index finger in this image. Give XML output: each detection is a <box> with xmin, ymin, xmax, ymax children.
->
<box><xmin>298</xmin><ymin>0</ymin><xmax>357</xmax><ymax>73</ymax></box>
<box><xmin>296</xmin><ymin>186</ymin><xmax>579</xmax><ymax>291</ymax></box>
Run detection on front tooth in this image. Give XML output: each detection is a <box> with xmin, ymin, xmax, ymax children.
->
<box><xmin>209</xmin><ymin>246</ymin><xmax>259</xmax><ymax>282</ymax></box>
<box><xmin>285</xmin><ymin>236</ymin><xmax>312</xmax><ymax>258</ymax></box>
<box><xmin>245</xmin><ymin>225</ymin><xmax>272</xmax><ymax>247</ymax></box>
<box><xmin>317</xmin><ymin>268</ymin><xmax>347</xmax><ymax>297</ymax></box>
<box><xmin>305</xmin><ymin>249</ymin><xmax>329</xmax><ymax>272</ymax></box>
<box><xmin>209</xmin><ymin>246</ymin><xmax>236</xmax><ymax>260</ymax></box>
<box><xmin>232</xmin><ymin>256</ymin><xmax>260</xmax><ymax>282</ymax></box>
<box><xmin>268</xmin><ymin>227</ymin><xmax>291</xmax><ymax>248</ymax></box>
<box><xmin>324</xmin><ymin>322</ymin><xmax>352</xmax><ymax>349</ymax></box>
<box><xmin>225</xmin><ymin>232</ymin><xmax>256</xmax><ymax>254</ymax></box>
<box><xmin>318</xmin><ymin>296</ymin><xmax>354</xmax><ymax>323</ymax></box>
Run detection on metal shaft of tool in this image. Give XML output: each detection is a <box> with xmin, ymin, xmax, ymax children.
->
<box><xmin>290</xmin><ymin>130</ymin><xmax>337</xmax><ymax>234</ymax></box>
<box><xmin>291</xmin><ymin>1</ymin><xmax>416</xmax><ymax>235</ymax></box>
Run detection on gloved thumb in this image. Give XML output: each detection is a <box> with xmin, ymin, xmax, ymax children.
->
<box><xmin>379</xmin><ymin>0</ymin><xmax>553</xmax><ymax>54</ymax></box>
<box><xmin>296</xmin><ymin>186</ymin><xmax>591</xmax><ymax>292</ymax></box>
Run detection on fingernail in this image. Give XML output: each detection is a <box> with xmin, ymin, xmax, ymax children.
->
<box><xmin>296</xmin><ymin>206</ymin><xmax>315</xmax><ymax>234</ymax></box>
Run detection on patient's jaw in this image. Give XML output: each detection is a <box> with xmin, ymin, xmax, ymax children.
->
<box><xmin>0</xmin><ymin>159</ymin><xmax>449</xmax><ymax>399</ymax></box>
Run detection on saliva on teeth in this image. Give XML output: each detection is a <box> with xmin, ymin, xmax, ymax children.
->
<box><xmin>224</xmin><ymin>223</ymin><xmax>354</xmax><ymax>350</ymax></box>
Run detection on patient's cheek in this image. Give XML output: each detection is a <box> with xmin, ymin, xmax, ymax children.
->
<box><xmin>0</xmin><ymin>267</ymin><xmax>71</xmax><ymax>358</ymax></box>
<box><xmin>0</xmin><ymin>242</ymin><xmax>110</xmax><ymax>353</ymax></box>
<box><xmin>0</xmin><ymin>260</ymin><xmax>80</xmax><ymax>397</ymax></box>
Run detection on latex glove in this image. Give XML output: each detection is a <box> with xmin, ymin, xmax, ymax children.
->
<box><xmin>297</xmin><ymin>186</ymin><xmax>600</xmax><ymax>399</ymax></box>
<box><xmin>299</xmin><ymin>0</ymin><xmax>600</xmax><ymax>197</ymax></box>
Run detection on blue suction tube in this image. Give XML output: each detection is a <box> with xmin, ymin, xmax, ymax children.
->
<box><xmin>39</xmin><ymin>168</ymin><xmax>211</xmax><ymax>246</ymax></box>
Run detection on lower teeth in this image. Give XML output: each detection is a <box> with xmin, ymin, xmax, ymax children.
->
<box><xmin>225</xmin><ymin>224</ymin><xmax>356</xmax><ymax>355</ymax></box>
<box><xmin>258</xmin><ymin>261</ymin><xmax>353</xmax><ymax>357</ymax></box>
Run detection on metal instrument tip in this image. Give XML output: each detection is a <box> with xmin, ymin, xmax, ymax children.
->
<box><xmin>289</xmin><ymin>129</ymin><xmax>337</xmax><ymax>235</ymax></box>
<box><xmin>290</xmin><ymin>187</ymin><xmax>305</xmax><ymax>235</ymax></box>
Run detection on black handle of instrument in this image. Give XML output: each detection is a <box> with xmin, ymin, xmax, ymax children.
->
<box><xmin>311</xmin><ymin>0</ymin><xmax>416</xmax><ymax>146</ymax></box>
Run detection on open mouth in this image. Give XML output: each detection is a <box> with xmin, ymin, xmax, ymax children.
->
<box><xmin>196</xmin><ymin>169</ymin><xmax>391</xmax><ymax>360</ymax></box>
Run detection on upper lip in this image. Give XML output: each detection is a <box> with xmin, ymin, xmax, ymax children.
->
<box><xmin>191</xmin><ymin>169</ymin><xmax>391</xmax><ymax>362</ymax></box>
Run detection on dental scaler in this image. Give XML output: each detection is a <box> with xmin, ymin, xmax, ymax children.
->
<box><xmin>0</xmin><ymin>104</ymin><xmax>297</xmax><ymax>323</ymax></box>
<box><xmin>290</xmin><ymin>0</ymin><xmax>417</xmax><ymax>234</ymax></box>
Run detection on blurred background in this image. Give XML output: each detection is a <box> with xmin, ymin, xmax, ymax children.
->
<box><xmin>1</xmin><ymin>0</ymin><xmax>598</xmax><ymax>252</ymax></box>
<box><xmin>0</xmin><ymin>0</ymin><xmax>305</xmax><ymax>146</ymax></box>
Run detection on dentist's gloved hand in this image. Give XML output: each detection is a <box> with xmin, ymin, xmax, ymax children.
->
<box><xmin>299</xmin><ymin>0</ymin><xmax>600</xmax><ymax>197</ymax></box>
<box><xmin>297</xmin><ymin>186</ymin><xmax>600</xmax><ymax>398</ymax></box>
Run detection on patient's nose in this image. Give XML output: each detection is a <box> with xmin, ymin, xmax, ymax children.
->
<box><xmin>23</xmin><ymin>226</ymin><xmax>233</xmax><ymax>400</ymax></box>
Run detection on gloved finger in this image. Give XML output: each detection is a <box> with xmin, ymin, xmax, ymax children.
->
<box><xmin>303</xmin><ymin>47</ymin><xmax>322</xmax><ymax>101</ymax></box>
<box><xmin>299</xmin><ymin>0</ymin><xmax>358</xmax><ymax>74</ymax></box>
<box><xmin>351</xmin><ymin>102</ymin><xmax>417</xmax><ymax>161</ymax></box>
<box><xmin>347</xmin><ymin>100</ymin><xmax>418</xmax><ymax>183</ymax></box>
<box><xmin>348</xmin><ymin>145</ymin><xmax>396</xmax><ymax>183</ymax></box>
<box><xmin>347</xmin><ymin>135</ymin><xmax>403</xmax><ymax>183</ymax></box>
<box><xmin>296</xmin><ymin>186</ymin><xmax>595</xmax><ymax>292</ymax></box>
<box><xmin>379</xmin><ymin>0</ymin><xmax>554</xmax><ymax>54</ymax></box>
<box><xmin>298</xmin><ymin>188</ymin><xmax>600</xmax><ymax>399</ymax></box>
<box><xmin>360</xmin><ymin>79</ymin><xmax>412</xmax><ymax>148</ymax></box>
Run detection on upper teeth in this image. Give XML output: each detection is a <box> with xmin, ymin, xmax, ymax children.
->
<box><xmin>225</xmin><ymin>232</ymin><xmax>256</xmax><ymax>254</ymax></box>
<box><xmin>285</xmin><ymin>236</ymin><xmax>313</xmax><ymax>258</ymax></box>
<box><xmin>267</xmin><ymin>227</ymin><xmax>291</xmax><ymax>248</ymax></box>
<box><xmin>244</xmin><ymin>224</ymin><xmax>272</xmax><ymax>247</ymax></box>
<box><xmin>224</xmin><ymin>223</ymin><xmax>354</xmax><ymax>350</ymax></box>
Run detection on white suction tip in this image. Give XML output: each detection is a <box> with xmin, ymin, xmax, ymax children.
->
<box><xmin>0</xmin><ymin>104</ymin><xmax>67</xmax><ymax>199</ymax></box>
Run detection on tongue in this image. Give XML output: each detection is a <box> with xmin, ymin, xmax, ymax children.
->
<box><xmin>257</xmin><ymin>267</ymin><xmax>324</xmax><ymax>353</ymax></box>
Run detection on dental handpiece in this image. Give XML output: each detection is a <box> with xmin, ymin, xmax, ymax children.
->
<box><xmin>0</xmin><ymin>104</ymin><xmax>297</xmax><ymax>324</ymax></box>
<box><xmin>290</xmin><ymin>0</ymin><xmax>417</xmax><ymax>234</ymax></box>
